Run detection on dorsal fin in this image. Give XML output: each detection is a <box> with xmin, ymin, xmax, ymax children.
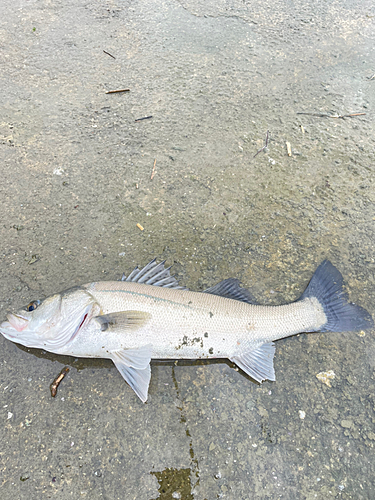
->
<box><xmin>204</xmin><ymin>278</ymin><xmax>256</xmax><ymax>304</ymax></box>
<box><xmin>121</xmin><ymin>259</ymin><xmax>187</xmax><ymax>290</ymax></box>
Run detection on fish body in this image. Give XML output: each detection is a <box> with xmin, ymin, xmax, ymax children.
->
<box><xmin>0</xmin><ymin>259</ymin><xmax>373</xmax><ymax>401</ymax></box>
<box><xmin>68</xmin><ymin>281</ymin><xmax>326</xmax><ymax>360</ymax></box>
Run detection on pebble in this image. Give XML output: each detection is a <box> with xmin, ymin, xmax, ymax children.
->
<box><xmin>316</xmin><ymin>370</ymin><xmax>335</xmax><ymax>387</ymax></box>
<box><xmin>340</xmin><ymin>420</ymin><xmax>353</xmax><ymax>429</ymax></box>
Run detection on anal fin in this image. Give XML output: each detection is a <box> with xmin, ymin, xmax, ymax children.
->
<box><xmin>230</xmin><ymin>343</ymin><xmax>276</xmax><ymax>383</ymax></box>
<box><xmin>109</xmin><ymin>345</ymin><xmax>152</xmax><ymax>402</ymax></box>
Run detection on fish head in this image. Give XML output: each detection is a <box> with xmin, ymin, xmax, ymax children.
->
<box><xmin>0</xmin><ymin>287</ymin><xmax>99</xmax><ymax>352</ymax></box>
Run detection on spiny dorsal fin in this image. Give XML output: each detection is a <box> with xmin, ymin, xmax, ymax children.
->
<box><xmin>204</xmin><ymin>278</ymin><xmax>256</xmax><ymax>304</ymax></box>
<box><xmin>121</xmin><ymin>259</ymin><xmax>187</xmax><ymax>290</ymax></box>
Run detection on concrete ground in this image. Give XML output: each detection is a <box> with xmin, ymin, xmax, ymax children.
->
<box><xmin>1</xmin><ymin>0</ymin><xmax>375</xmax><ymax>498</ymax></box>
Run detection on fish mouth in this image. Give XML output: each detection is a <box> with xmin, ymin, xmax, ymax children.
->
<box><xmin>5</xmin><ymin>313</ymin><xmax>29</xmax><ymax>334</ymax></box>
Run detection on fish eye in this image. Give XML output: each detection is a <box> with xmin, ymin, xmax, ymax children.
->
<box><xmin>26</xmin><ymin>300</ymin><xmax>41</xmax><ymax>312</ymax></box>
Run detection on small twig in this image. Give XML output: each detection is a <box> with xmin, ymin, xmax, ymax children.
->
<box><xmin>103</xmin><ymin>50</ymin><xmax>116</xmax><ymax>59</ymax></box>
<box><xmin>105</xmin><ymin>89</ymin><xmax>130</xmax><ymax>94</ymax></box>
<box><xmin>367</xmin><ymin>73</ymin><xmax>375</xmax><ymax>80</ymax></box>
<box><xmin>297</xmin><ymin>112</ymin><xmax>331</xmax><ymax>117</ymax></box>
<box><xmin>253</xmin><ymin>130</ymin><xmax>269</xmax><ymax>158</ymax></box>
<box><xmin>331</xmin><ymin>113</ymin><xmax>366</xmax><ymax>119</ymax></box>
<box><xmin>297</xmin><ymin>111</ymin><xmax>366</xmax><ymax>119</ymax></box>
<box><xmin>50</xmin><ymin>367</ymin><xmax>69</xmax><ymax>397</ymax></box>
<box><xmin>265</xmin><ymin>130</ymin><xmax>269</xmax><ymax>147</ymax></box>
<box><xmin>135</xmin><ymin>116</ymin><xmax>153</xmax><ymax>122</ymax></box>
<box><xmin>151</xmin><ymin>159</ymin><xmax>157</xmax><ymax>180</ymax></box>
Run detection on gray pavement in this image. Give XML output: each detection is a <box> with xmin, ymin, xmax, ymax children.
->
<box><xmin>1</xmin><ymin>0</ymin><xmax>375</xmax><ymax>498</ymax></box>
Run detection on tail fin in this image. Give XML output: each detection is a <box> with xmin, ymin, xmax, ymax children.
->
<box><xmin>300</xmin><ymin>260</ymin><xmax>373</xmax><ymax>332</ymax></box>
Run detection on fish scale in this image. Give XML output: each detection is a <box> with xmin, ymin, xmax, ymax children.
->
<box><xmin>82</xmin><ymin>282</ymin><xmax>325</xmax><ymax>359</ymax></box>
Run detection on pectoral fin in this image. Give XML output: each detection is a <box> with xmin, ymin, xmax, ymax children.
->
<box><xmin>230</xmin><ymin>342</ymin><xmax>276</xmax><ymax>383</ymax></box>
<box><xmin>110</xmin><ymin>345</ymin><xmax>152</xmax><ymax>402</ymax></box>
<box><xmin>95</xmin><ymin>311</ymin><xmax>151</xmax><ymax>332</ymax></box>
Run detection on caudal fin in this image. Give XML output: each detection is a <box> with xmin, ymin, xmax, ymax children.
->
<box><xmin>300</xmin><ymin>260</ymin><xmax>373</xmax><ymax>332</ymax></box>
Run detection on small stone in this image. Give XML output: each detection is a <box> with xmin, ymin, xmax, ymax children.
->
<box><xmin>316</xmin><ymin>370</ymin><xmax>335</xmax><ymax>387</ymax></box>
<box><xmin>299</xmin><ymin>410</ymin><xmax>306</xmax><ymax>420</ymax></box>
<box><xmin>246</xmin><ymin>400</ymin><xmax>254</xmax><ymax>410</ymax></box>
<box><xmin>340</xmin><ymin>420</ymin><xmax>353</xmax><ymax>429</ymax></box>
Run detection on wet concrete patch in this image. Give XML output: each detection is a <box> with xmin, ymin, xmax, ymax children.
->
<box><xmin>150</xmin><ymin>468</ymin><xmax>194</xmax><ymax>500</ymax></box>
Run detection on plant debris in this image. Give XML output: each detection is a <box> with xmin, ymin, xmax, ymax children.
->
<box><xmin>135</xmin><ymin>116</ymin><xmax>153</xmax><ymax>122</ymax></box>
<box><xmin>50</xmin><ymin>367</ymin><xmax>70</xmax><ymax>397</ymax></box>
<box><xmin>253</xmin><ymin>130</ymin><xmax>270</xmax><ymax>158</ymax></box>
<box><xmin>151</xmin><ymin>159</ymin><xmax>157</xmax><ymax>180</ymax></box>
<box><xmin>105</xmin><ymin>88</ymin><xmax>130</xmax><ymax>94</ymax></box>
<box><xmin>103</xmin><ymin>50</ymin><xmax>116</xmax><ymax>59</ymax></box>
<box><xmin>28</xmin><ymin>254</ymin><xmax>40</xmax><ymax>265</ymax></box>
<box><xmin>297</xmin><ymin>111</ymin><xmax>366</xmax><ymax>119</ymax></box>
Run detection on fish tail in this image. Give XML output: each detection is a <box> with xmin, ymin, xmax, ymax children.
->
<box><xmin>300</xmin><ymin>260</ymin><xmax>373</xmax><ymax>332</ymax></box>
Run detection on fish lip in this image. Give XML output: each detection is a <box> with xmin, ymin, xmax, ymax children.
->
<box><xmin>0</xmin><ymin>320</ymin><xmax>17</xmax><ymax>338</ymax></box>
<box><xmin>5</xmin><ymin>313</ymin><xmax>29</xmax><ymax>333</ymax></box>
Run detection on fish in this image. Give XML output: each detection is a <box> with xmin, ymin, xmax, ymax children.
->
<box><xmin>0</xmin><ymin>259</ymin><xmax>373</xmax><ymax>402</ymax></box>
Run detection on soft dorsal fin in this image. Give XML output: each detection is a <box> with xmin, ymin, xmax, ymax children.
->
<box><xmin>230</xmin><ymin>343</ymin><xmax>276</xmax><ymax>383</ymax></box>
<box><xmin>121</xmin><ymin>259</ymin><xmax>187</xmax><ymax>290</ymax></box>
<box><xmin>109</xmin><ymin>345</ymin><xmax>153</xmax><ymax>402</ymax></box>
<box><xmin>204</xmin><ymin>278</ymin><xmax>256</xmax><ymax>304</ymax></box>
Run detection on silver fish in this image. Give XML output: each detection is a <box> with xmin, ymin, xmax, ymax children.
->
<box><xmin>0</xmin><ymin>259</ymin><xmax>372</xmax><ymax>402</ymax></box>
